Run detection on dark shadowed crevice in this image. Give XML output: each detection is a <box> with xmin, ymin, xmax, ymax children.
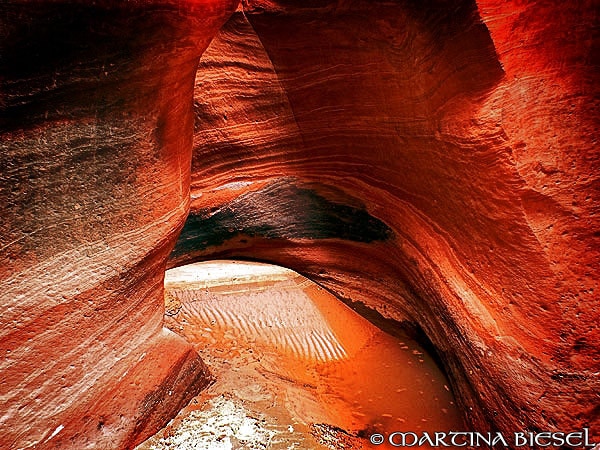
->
<box><xmin>171</xmin><ymin>178</ymin><xmax>394</xmax><ymax>258</ymax></box>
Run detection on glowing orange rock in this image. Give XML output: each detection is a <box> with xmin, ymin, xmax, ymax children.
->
<box><xmin>176</xmin><ymin>0</ymin><xmax>599</xmax><ymax>440</ymax></box>
<box><xmin>0</xmin><ymin>1</ymin><xmax>236</xmax><ymax>448</ymax></box>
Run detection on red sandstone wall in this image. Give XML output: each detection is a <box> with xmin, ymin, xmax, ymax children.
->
<box><xmin>1</xmin><ymin>0</ymin><xmax>597</xmax><ymax>447</ymax></box>
<box><xmin>175</xmin><ymin>0</ymin><xmax>599</xmax><ymax>440</ymax></box>
<box><xmin>0</xmin><ymin>1</ymin><xmax>236</xmax><ymax>448</ymax></box>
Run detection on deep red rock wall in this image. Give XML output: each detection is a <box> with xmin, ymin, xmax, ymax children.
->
<box><xmin>173</xmin><ymin>0</ymin><xmax>599</xmax><ymax>440</ymax></box>
<box><xmin>1</xmin><ymin>0</ymin><xmax>597</xmax><ymax>447</ymax></box>
<box><xmin>0</xmin><ymin>1</ymin><xmax>236</xmax><ymax>448</ymax></box>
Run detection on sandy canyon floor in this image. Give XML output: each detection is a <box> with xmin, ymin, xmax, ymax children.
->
<box><xmin>136</xmin><ymin>261</ymin><xmax>464</xmax><ymax>449</ymax></box>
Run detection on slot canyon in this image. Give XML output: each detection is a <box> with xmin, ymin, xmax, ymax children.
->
<box><xmin>0</xmin><ymin>0</ymin><xmax>598</xmax><ymax>449</ymax></box>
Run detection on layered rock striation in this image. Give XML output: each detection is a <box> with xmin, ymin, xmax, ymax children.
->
<box><xmin>1</xmin><ymin>1</ymin><xmax>236</xmax><ymax>448</ymax></box>
<box><xmin>174</xmin><ymin>0</ymin><xmax>599</xmax><ymax>441</ymax></box>
<box><xmin>1</xmin><ymin>0</ymin><xmax>598</xmax><ymax>448</ymax></box>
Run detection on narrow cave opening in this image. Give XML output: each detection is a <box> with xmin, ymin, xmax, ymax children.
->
<box><xmin>137</xmin><ymin>260</ymin><xmax>465</xmax><ymax>449</ymax></box>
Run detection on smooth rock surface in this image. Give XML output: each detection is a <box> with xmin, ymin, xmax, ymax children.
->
<box><xmin>173</xmin><ymin>0</ymin><xmax>599</xmax><ymax>440</ymax></box>
<box><xmin>1</xmin><ymin>0</ymin><xmax>598</xmax><ymax>448</ymax></box>
<box><xmin>0</xmin><ymin>1</ymin><xmax>236</xmax><ymax>448</ymax></box>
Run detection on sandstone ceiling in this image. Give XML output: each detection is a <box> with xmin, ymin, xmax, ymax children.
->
<box><xmin>0</xmin><ymin>0</ymin><xmax>598</xmax><ymax>448</ymax></box>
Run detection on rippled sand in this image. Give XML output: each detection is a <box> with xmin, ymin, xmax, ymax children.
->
<box><xmin>137</xmin><ymin>261</ymin><xmax>464</xmax><ymax>449</ymax></box>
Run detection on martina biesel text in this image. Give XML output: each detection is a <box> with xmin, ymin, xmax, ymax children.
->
<box><xmin>369</xmin><ymin>428</ymin><xmax>596</xmax><ymax>447</ymax></box>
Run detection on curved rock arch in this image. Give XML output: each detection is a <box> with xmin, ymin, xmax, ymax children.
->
<box><xmin>0</xmin><ymin>0</ymin><xmax>597</xmax><ymax>448</ymax></box>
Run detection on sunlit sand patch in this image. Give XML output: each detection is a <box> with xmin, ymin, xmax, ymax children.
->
<box><xmin>138</xmin><ymin>261</ymin><xmax>465</xmax><ymax>449</ymax></box>
<box><xmin>167</xmin><ymin>279</ymin><xmax>349</xmax><ymax>362</ymax></box>
<box><xmin>164</xmin><ymin>260</ymin><xmax>294</xmax><ymax>289</ymax></box>
<box><xmin>145</xmin><ymin>395</ymin><xmax>276</xmax><ymax>450</ymax></box>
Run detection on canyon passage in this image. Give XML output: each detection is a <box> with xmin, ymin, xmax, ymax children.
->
<box><xmin>137</xmin><ymin>261</ymin><xmax>464</xmax><ymax>449</ymax></box>
<box><xmin>0</xmin><ymin>0</ymin><xmax>598</xmax><ymax>449</ymax></box>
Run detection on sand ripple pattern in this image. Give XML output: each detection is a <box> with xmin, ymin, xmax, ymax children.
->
<box><xmin>168</xmin><ymin>284</ymin><xmax>348</xmax><ymax>362</ymax></box>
